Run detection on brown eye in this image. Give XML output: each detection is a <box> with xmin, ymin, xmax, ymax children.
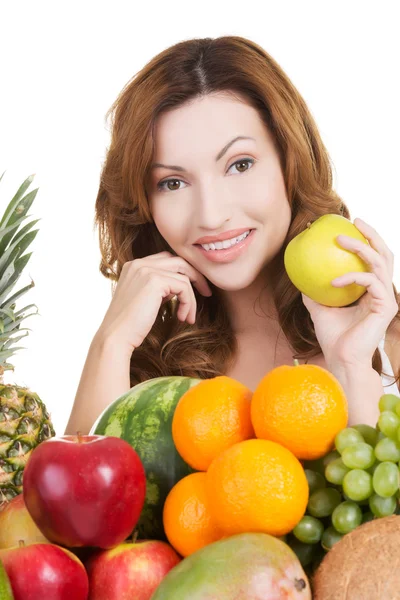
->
<box><xmin>234</xmin><ymin>159</ymin><xmax>252</xmax><ymax>173</ymax></box>
<box><xmin>228</xmin><ymin>158</ymin><xmax>255</xmax><ymax>175</ymax></box>
<box><xmin>157</xmin><ymin>178</ymin><xmax>185</xmax><ymax>192</ymax></box>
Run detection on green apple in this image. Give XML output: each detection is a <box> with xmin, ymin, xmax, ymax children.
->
<box><xmin>0</xmin><ymin>558</ymin><xmax>13</xmax><ymax>599</ymax></box>
<box><xmin>284</xmin><ymin>214</ymin><xmax>370</xmax><ymax>307</ymax></box>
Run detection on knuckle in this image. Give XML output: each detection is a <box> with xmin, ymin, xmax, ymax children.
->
<box><xmin>137</xmin><ymin>263</ymin><xmax>151</xmax><ymax>276</ymax></box>
<box><xmin>148</xmin><ymin>270</ymin><xmax>160</xmax><ymax>283</ymax></box>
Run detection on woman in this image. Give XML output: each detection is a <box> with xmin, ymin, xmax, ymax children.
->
<box><xmin>65</xmin><ymin>35</ymin><xmax>400</xmax><ymax>435</ymax></box>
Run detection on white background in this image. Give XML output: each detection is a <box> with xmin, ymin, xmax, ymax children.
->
<box><xmin>1</xmin><ymin>1</ymin><xmax>399</xmax><ymax>436</ymax></box>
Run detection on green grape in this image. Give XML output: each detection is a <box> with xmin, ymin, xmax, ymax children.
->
<box><xmin>322</xmin><ymin>450</ymin><xmax>342</xmax><ymax>468</ymax></box>
<box><xmin>287</xmin><ymin>536</ymin><xmax>318</xmax><ymax>567</ymax></box>
<box><xmin>331</xmin><ymin>500</ymin><xmax>362</xmax><ymax>534</ymax></box>
<box><xmin>372</xmin><ymin>462</ymin><xmax>400</xmax><ymax>497</ymax></box>
<box><xmin>335</xmin><ymin>428</ymin><xmax>364</xmax><ymax>454</ymax></box>
<box><xmin>378</xmin><ymin>411</ymin><xmax>400</xmax><ymax>439</ymax></box>
<box><xmin>395</xmin><ymin>404</ymin><xmax>400</xmax><ymax>418</ymax></box>
<box><xmin>342</xmin><ymin>469</ymin><xmax>373</xmax><ymax>502</ymax></box>
<box><xmin>367</xmin><ymin>462</ymin><xmax>379</xmax><ymax>476</ymax></box>
<box><xmin>342</xmin><ymin>492</ymin><xmax>368</xmax><ymax>506</ymax></box>
<box><xmin>361</xmin><ymin>510</ymin><xmax>375</xmax><ymax>524</ymax></box>
<box><xmin>353</xmin><ymin>424</ymin><xmax>379</xmax><ymax>447</ymax></box>
<box><xmin>293</xmin><ymin>515</ymin><xmax>324</xmax><ymax>544</ymax></box>
<box><xmin>307</xmin><ymin>487</ymin><xmax>342</xmax><ymax>518</ymax></box>
<box><xmin>374</xmin><ymin>437</ymin><xmax>400</xmax><ymax>462</ymax></box>
<box><xmin>321</xmin><ymin>526</ymin><xmax>344</xmax><ymax>551</ymax></box>
<box><xmin>325</xmin><ymin>458</ymin><xmax>350</xmax><ymax>485</ymax></box>
<box><xmin>341</xmin><ymin>442</ymin><xmax>375</xmax><ymax>469</ymax></box>
<box><xmin>304</xmin><ymin>450</ymin><xmax>341</xmax><ymax>475</ymax></box>
<box><xmin>369</xmin><ymin>493</ymin><xmax>397</xmax><ymax>517</ymax></box>
<box><xmin>376</xmin><ymin>430</ymin><xmax>386</xmax><ymax>443</ymax></box>
<box><xmin>379</xmin><ymin>393</ymin><xmax>400</xmax><ymax>413</ymax></box>
<box><xmin>304</xmin><ymin>469</ymin><xmax>327</xmax><ymax>495</ymax></box>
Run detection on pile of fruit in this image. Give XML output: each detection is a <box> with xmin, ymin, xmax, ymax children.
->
<box><xmin>2</xmin><ymin>175</ymin><xmax>400</xmax><ymax>599</ymax></box>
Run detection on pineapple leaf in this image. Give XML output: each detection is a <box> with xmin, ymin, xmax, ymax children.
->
<box><xmin>0</xmin><ymin>318</ymin><xmax>3</xmax><ymax>333</ymax></box>
<box><xmin>0</xmin><ymin>185</ymin><xmax>38</xmax><ymax>256</ymax></box>
<box><xmin>2</xmin><ymin>304</ymin><xmax>38</xmax><ymax>324</ymax></box>
<box><xmin>0</xmin><ymin>213</ymin><xmax>33</xmax><ymax>242</ymax></box>
<box><xmin>0</xmin><ymin>229</ymin><xmax>39</xmax><ymax>280</ymax></box>
<box><xmin>0</xmin><ymin>308</ymin><xmax>15</xmax><ymax>321</ymax></box>
<box><xmin>0</xmin><ymin>327</ymin><xmax>32</xmax><ymax>343</ymax></box>
<box><xmin>0</xmin><ymin>170</ymin><xmax>6</xmax><ymax>183</ymax></box>
<box><xmin>0</xmin><ymin>347</ymin><xmax>27</xmax><ymax>360</ymax></box>
<box><xmin>0</xmin><ymin>362</ymin><xmax>14</xmax><ymax>372</ymax></box>
<box><xmin>3</xmin><ymin>314</ymin><xmax>37</xmax><ymax>333</ymax></box>
<box><xmin>0</xmin><ymin>174</ymin><xmax>35</xmax><ymax>229</ymax></box>
<box><xmin>0</xmin><ymin>261</ymin><xmax>15</xmax><ymax>297</ymax></box>
<box><xmin>0</xmin><ymin>252</ymin><xmax>32</xmax><ymax>305</ymax></box>
<box><xmin>2</xmin><ymin>280</ymin><xmax>35</xmax><ymax>310</ymax></box>
<box><xmin>3</xmin><ymin>331</ymin><xmax>28</xmax><ymax>350</ymax></box>
<box><xmin>9</xmin><ymin>218</ymin><xmax>40</xmax><ymax>250</ymax></box>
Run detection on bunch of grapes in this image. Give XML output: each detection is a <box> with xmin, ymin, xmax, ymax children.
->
<box><xmin>285</xmin><ymin>393</ymin><xmax>400</xmax><ymax>573</ymax></box>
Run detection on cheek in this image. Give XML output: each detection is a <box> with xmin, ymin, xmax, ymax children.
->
<box><xmin>152</xmin><ymin>203</ymin><xmax>187</xmax><ymax>245</ymax></box>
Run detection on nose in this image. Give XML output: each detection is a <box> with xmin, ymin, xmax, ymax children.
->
<box><xmin>194</xmin><ymin>179</ymin><xmax>232</xmax><ymax>231</ymax></box>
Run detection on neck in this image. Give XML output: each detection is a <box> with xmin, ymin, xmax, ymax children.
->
<box><xmin>219</xmin><ymin>268</ymin><xmax>281</xmax><ymax>338</ymax></box>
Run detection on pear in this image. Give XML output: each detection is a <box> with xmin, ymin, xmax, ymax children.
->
<box><xmin>284</xmin><ymin>214</ymin><xmax>369</xmax><ymax>307</ymax></box>
<box><xmin>0</xmin><ymin>558</ymin><xmax>13</xmax><ymax>599</ymax></box>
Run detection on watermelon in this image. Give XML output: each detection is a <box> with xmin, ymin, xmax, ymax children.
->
<box><xmin>89</xmin><ymin>376</ymin><xmax>201</xmax><ymax>541</ymax></box>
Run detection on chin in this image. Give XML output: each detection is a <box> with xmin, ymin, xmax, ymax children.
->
<box><xmin>206</xmin><ymin>268</ymin><xmax>260</xmax><ymax>292</ymax></box>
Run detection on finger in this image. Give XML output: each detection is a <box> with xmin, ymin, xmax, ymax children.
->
<box><xmin>147</xmin><ymin>251</ymin><xmax>175</xmax><ymax>259</ymax></box>
<box><xmin>336</xmin><ymin>234</ymin><xmax>393</xmax><ymax>285</ymax></box>
<box><xmin>155</xmin><ymin>270</ymin><xmax>197</xmax><ymax>323</ymax></box>
<box><xmin>353</xmin><ymin>218</ymin><xmax>395</xmax><ymax>264</ymax></box>
<box><xmin>331</xmin><ymin>271</ymin><xmax>388</xmax><ymax>306</ymax></box>
<box><xmin>154</xmin><ymin>256</ymin><xmax>212</xmax><ymax>297</ymax></box>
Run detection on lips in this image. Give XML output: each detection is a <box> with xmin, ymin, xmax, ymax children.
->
<box><xmin>194</xmin><ymin>228</ymin><xmax>256</xmax><ymax>263</ymax></box>
<box><xmin>194</xmin><ymin>227</ymin><xmax>253</xmax><ymax>246</ymax></box>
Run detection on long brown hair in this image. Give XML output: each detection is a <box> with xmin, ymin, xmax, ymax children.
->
<box><xmin>95</xmin><ymin>35</ymin><xmax>400</xmax><ymax>390</ymax></box>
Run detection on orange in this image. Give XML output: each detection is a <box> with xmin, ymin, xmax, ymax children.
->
<box><xmin>172</xmin><ymin>375</ymin><xmax>254</xmax><ymax>471</ymax></box>
<box><xmin>251</xmin><ymin>360</ymin><xmax>348</xmax><ymax>460</ymax></box>
<box><xmin>163</xmin><ymin>472</ymin><xmax>223</xmax><ymax>557</ymax></box>
<box><xmin>206</xmin><ymin>438</ymin><xmax>308</xmax><ymax>537</ymax></box>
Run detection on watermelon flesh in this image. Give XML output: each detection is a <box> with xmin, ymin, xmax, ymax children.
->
<box><xmin>90</xmin><ymin>376</ymin><xmax>201</xmax><ymax>541</ymax></box>
<box><xmin>150</xmin><ymin>533</ymin><xmax>312</xmax><ymax>599</ymax></box>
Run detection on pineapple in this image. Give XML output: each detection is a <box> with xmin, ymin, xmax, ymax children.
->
<box><xmin>0</xmin><ymin>172</ymin><xmax>55</xmax><ymax>503</ymax></box>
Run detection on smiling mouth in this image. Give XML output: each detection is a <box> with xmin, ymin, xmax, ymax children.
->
<box><xmin>194</xmin><ymin>229</ymin><xmax>254</xmax><ymax>251</ymax></box>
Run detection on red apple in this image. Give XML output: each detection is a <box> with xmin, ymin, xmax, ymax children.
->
<box><xmin>0</xmin><ymin>494</ymin><xmax>49</xmax><ymax>548</ymax></box>
<box><xmin>86</xmin><ymin>538</ymin><xmax>181</xmax><ymax>600</ymax></box>
<box><xmin>0</xmin><ymin>542</ymin><xmax>89</xmax><ymax>600</ymax></box>
<box><xmin>23</xmin><ymin>434</ymin><xmax>146</xmax><ymax>548</ymax></box>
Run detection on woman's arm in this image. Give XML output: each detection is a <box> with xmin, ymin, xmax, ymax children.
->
<box><xmin>64</xmin><ymin>332</ymin><xmax>133</xmax><ymax>435</ymax></box>
<box><xmin>329</xmin><ymin>363</ymin><xmax>382</xmax><ymax>427</ymax></box>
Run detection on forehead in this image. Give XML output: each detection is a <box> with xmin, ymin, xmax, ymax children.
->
<box><xmin>152</xmin><ymin>93</ymin><xmax>269</xmax><ymax>158</ymax></box>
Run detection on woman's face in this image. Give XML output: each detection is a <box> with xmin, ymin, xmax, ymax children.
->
<box><xmin>148</xmin><ymin>93</ymin><xmax>292</xmax><ymax>291</ymax></box>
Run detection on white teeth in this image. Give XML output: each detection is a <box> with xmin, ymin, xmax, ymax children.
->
<box><xmin>201</xmin><ymin>230</ymin><xmax>251</xmax><ymax>251</ymax></box>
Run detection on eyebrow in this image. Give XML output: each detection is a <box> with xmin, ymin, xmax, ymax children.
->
<box><xmin>151</xmin><ymin>135</ymin><xmax>256</xmax><ymax>172</ymax></box>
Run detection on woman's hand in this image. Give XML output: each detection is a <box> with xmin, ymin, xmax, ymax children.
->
<box><xmin>301</xmin><ymin>217</ymin><xmax>398</xmax><ymax>369</ymax></box>
<box><xmin>97</xmin><ymin>251</ymin><xmax>212</xmax><ymax>354</ymax></box>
